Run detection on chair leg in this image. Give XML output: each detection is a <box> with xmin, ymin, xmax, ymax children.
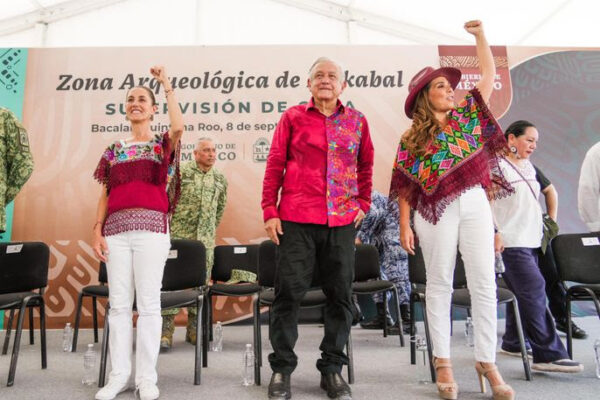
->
<box><xmin>410</xmin><ymin>296</ymin><xmax>416</xmax><ymax>365</ymax></box>
<box><xmin>7</xmin><ymin>299</ymin><xmax>30</xmax><ymax>386</ymax></box>
<box><xmin>98</xmin><ymin>305</ymin><xmax>110</xmax><ymax>388</ymax></box>
<box><xmin>207</xmin><ymin>294</ymin><xmax>214</xmax><ymax>342</ymax></box>
<box><xmin>194</xmin><ymin>295</ymin><xmax>204</xmax><ymax>385</ymax></box>
<box><xmin>391</xmin><ymin>287</ymin><xmax>404</xmax><ymax>347</ymax></box>
<box><xmin>38</xmin><ymin>299</ymin><xmax>47</xmax><ymax>369</ymax></box>
<box><xmin>202</xmin><ymin>296</ymin><xmax>209</xmax><ymax>368</ymax></box>
<box><xmin>2</xmin><ymin>309</ymin><xmax>15</xmax><ymax>355</ymax></box>
<box><xmin>72</xmin><ymin>292</ymin><xmax>85</xmax><ymax>352</ymax></box>
<box><xmin>28</xmin><ymin>307</ymin><xmax>34</xmax><ymax>345</ymax></box>
<box><xmin>92</xmin><ymin>296</ymin><xmax>99</xmax><ymax>343</ymax></box>
<box><xmin>449</xmin><ymin>305</ymin><xmax>453</xmax><ymax>337</ymax></box>
<box><xmin>511</xmin><ymin>300</ymin><xmax>531</xmax><ymax>381</ymax></box>
<box><xmin>252</xmin><ymin>294</ymin><xmax>261</xmax><ymax>385</ymax></box>
<box><xmin>256</xmin><ymin>298</ymin><xmax>263</xmax><ymax>368</ymax></box>
<box><xmin>346</xmin><ymin>331</ymin><xmax>354</xmax><ymax>384</ymax></box>
<box><xmin>566</xmin><ymin>294</ymin><xmax>573</xmax><ymax>359</ymax></box>
<box><xmin>420</xmin><ymin>298</ymin><xmax>436</xmax><ymax>383</ymax></box>
<box><xmin>382</xmin><ymin>299</ymin><xmax>389</xmax><ymax>338</ymax></box>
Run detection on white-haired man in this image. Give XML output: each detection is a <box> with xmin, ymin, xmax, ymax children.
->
<box><xmin>262</xmin><ymin>57</ymin><xmax>374</xmax><ymax>400</ymax></box>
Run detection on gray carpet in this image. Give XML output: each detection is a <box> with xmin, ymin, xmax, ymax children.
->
<box><xmin>0</xmin><ymin>317</ymin><xmax>598</xmax><ymax>399</ymax></box>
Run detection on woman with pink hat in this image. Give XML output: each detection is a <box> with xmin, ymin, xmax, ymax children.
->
<box><xmin>390</xmin><ymin>21</ymin><xmax>514</xmax><ymax>400</ymax></box>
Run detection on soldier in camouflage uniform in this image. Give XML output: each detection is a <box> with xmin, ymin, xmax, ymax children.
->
<box><xmin>161</xmin><ymin>137</ymin><xmax>228</xmax><ymax>349</ymax></box>
<box><xmin>1</xmin><ymin>108</ymin><xmax>34</xmax><ymax>237</ymax></box>
<box><xmin>356</xmin><ymin>190</ymin><xmax>411</xmax><ymax>334</ymax></box>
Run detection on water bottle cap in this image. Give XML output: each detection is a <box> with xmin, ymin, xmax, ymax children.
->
<box><xmin>246</xmin><ymin>344</ymin><xmax>252</xmax><ymax>348</ymax></box>
<box><xmin>66</xmin><ymin>323</ymin><xmax>71</xmax><ymax>327</ymax></box>
<box><xmin>88</xmin><ymin>344</ymin><xmax>93</xmax><ymax>348</ymax></box>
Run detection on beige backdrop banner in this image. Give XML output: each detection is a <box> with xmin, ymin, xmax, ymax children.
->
<box><xmin>10</xmin><ymin>45</ymin><xmax>512</xmax><ymax>328</ymax></box>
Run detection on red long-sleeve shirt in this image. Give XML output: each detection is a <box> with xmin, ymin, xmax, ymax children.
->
<box><xmin>261</xmin><ymin>99</ymin><xmax>374</xmax><ymax>227</ymax></box>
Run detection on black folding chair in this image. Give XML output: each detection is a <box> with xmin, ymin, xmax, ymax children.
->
<box><xmin>408</xmin><ymin>246</ymin><xmax>531</xmax><ymax>382</ymax></box>
<box><xmin>206</xmin><ymin>244</ymin><xmax>261</xmax><ymax>385</ymax></box>
<box><xmin>352</xmin><ymin>243</ymin><xmax>404</xmax><ymax>347</ymax></box>
<box><xmin>0</xmin><ymin>242</ymin><xmax>49</xmax><ymax>386</ymax></box>
<box><xmin>551</xmin><ymin>232</ymin><xmax>600</xmax><ymax>358</ymax></box>
<box><xmin>258</xmin><ymin>240</ymin><xmax>355</xmax><ymax>384</ymax></box>
<box><xmin>72</xmin><ymin>262</ymin><xmax>108</xmax><ymax>352</ymax></box>
<box><xmin>98</xmin><ymin>239</ymin><xmax>207</xmax><ymax>386</ymax></box>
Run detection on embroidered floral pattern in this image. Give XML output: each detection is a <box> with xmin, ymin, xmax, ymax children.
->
<box><xmin>326</xmin><ymin>108</ymin><xmax>363</xmax><ymax>217</ymax></box>
<box><xmin>102</xmin><ymin>208</ymin><xmax>168</xmax><ymax>236</ymax></box>
<box><xmin>94</xmin><ymin>132</ymin><xmax>181</xmax><ymax>215</ymax></box>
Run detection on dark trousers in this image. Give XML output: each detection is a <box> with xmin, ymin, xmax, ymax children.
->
<box><xmin>268</xmin><ymin>221</ymin><xmax>355</xmax><ymax>375</ymax></box>
<box><xmin>538</xmin><ymin>245</ymin><xmax>569</xmax><ymax>324</ymax></box>
<box><xmin>501</xmin><ymin>247</ymin><xmax>569</xmax><ymax>363</ymax></box>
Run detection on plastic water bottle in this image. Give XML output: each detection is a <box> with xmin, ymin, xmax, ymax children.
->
<box><xmin>242</xmin><ymin>344</ymin><xmax>255</xmax><ymax>386</ymax></box>
<box><xmin>82</xmin><ymin>344</ymin><xmax>96</xmax><ymax>385</ymax></box>
<box><xmin>465</xmin><ymin>317</ymin><xmax>474</xmax><ymax>347</ymax></box>
<box><xmin>212</xmin><ymin>321</ymin><xmax>223</xmax><ymax>352</ymax></box>
<box><xmin>594</xmin><ymin>338</ymin><xmax>600</xmax><ymax>379</ymax></box>
<box><xmin>414</xmin><ymin>335</ymin><xmax>429</xmax><ymax>384</ymax></box>
<box><xmin>62</xmin><ymin>323</ymin><xmax>73</xmax><ymax>352</ymax></box>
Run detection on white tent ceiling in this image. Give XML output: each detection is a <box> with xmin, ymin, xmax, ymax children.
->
<box><xmin>0</xmin><ymin>0</ymin><xmax>598</xmax><ymax>48</ymax></box>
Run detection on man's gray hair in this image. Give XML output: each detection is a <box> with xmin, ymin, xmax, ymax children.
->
<box><xmin>308</xmin><ymin>57</ymin><xmax>345</xmax><ymax>83</ymax></box>
<box><xmin>196</xmin><ymin>137</ymin><xmax>214</xmax><ymax>147</ymax></box>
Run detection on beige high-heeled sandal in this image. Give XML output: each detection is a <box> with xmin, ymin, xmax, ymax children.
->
<box><xmin>475</xmin><ymin>362</ymin><xmax>515</xmax><ymax>400</ymax></box>
<box><xmin>432</xmin><ymin>357</ymin><xmax>458</xmax><ymax>400</ymax></box>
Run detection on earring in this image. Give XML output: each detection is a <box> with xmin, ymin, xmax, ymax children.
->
<box><xmin>510</xmin><ymin>146</ymin><xmax>521</xmax><ymax>159</ymax></box>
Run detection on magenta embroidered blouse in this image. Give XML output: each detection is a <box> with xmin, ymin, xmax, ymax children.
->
<box><xmin>389</xmin><ymin>89</ymin><xmax>513</xmax><ymax>224</ymax></box>
<box><xmin>93</xmin><ymin>132</ymin><xmax>181</xmax><ymax>236</ymax></box>
<box><xmin>262</xmin><ymin>98</ymin><xmax>374</xmax><ymax>227</ymax></box>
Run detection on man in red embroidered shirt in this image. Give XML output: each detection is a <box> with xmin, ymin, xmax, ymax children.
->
<box><xmin>262</xmin><ymin>57</ymin><xmax>374</xmax><ymax>400</ymax></box>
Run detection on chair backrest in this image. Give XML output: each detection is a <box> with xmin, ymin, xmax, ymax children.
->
<box><xmin>354</xmin><ymin>244</ymin><xmax>380</xmax><ymax>282</ymax></box>
<box><xmin>0</xmin><ymin>242</ymin><xmax>50</xmax><ymax>294</ymax></box>
<box><xmin>408</xmin><ymin>246</ymin><xmax>427</xmax><ymax>286</ymax></box>
<box><xmin>551</xmin><ymin>232</ymin><xmax>600</xmax><ymax>284</ymax></box>
<box><xmin>161</xmin><ymin>239</ymin><xmax>206</xmax><ymax>291</ymax></box>
<box><xmin>258</xmin><ymin>240</ymin><xmax>278</xmax><ymax>287</ymax></box>
<box><xmin>408</xmin><ymin>245</ymin><xmax>465</xmax><ymax>288</ymax></box>
<box><xmin>99</xmin><ymin>262</ymin><xmax>108</xmax><ymax>284</ymax></box>
<box><xmin>212</xmin><ymin>244</ymin><xmax>259</xmax><ymax>282</ymax></box>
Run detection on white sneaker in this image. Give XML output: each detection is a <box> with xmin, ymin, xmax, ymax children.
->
<box><xmin>136</xmin><ymin>380</ymin><xmax>160</xmax><ymax>400</ymax></box>
<box><xmin>95</xmin><ymin>380</ymin><xmax>129</xmax><ymax>400</ymax></box>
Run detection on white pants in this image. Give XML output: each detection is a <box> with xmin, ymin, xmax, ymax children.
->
<box><xmin>414</xmin><ymin>187</ymin><xmax>497</xmax><ymax>362</ymax></box>
<box><xmin>105</xmin><ymin>230</ymin><xmax>170</xmax><ymax>385</ymax></box>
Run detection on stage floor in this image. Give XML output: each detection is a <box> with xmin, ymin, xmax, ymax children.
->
<box><xmin>1</xmin><ymin>317</ymin><xmax>598</xmax><ymax>399</ymax></box>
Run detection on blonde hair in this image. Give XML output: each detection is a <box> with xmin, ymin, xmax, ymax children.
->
<box><xmin>402</xmin><ymin>86</ymin><xmax>442</xmax><ymax>156</ymax></box>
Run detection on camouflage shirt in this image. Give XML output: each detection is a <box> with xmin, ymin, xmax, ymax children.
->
<box><xmin>0</xmin><ymin>108</ymin><xmax>34</xmax><ymax>233</ymax></box>
<box><xmin>170</xmin><ymin>161</ymin><xmax>227</xmax><ymax>276</ymax></box>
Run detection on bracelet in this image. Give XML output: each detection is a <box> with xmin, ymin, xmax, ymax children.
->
<box><xmin>93</xmin><ymin>221</ymin><xmax>103</xmax><ymax>231</ymax></box>
<box><xmin>164</xmin><ymin>88</ymin><xmax>174</xmax><ymax>97</ymax></box>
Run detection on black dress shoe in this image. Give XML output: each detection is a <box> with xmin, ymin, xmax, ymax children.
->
<box><xmin>555</xmin><ymin>320</ymin><xmax>588</xmax><ymax>339</ymax></box>
<box><xmin>320</xmin><ymin>372</ymin><xmax>352</xmax><ymax>400</ymax></box>
<box><xmin>268</xmin><ymin>372</ymin><xmax>291</xmax><ymax>399</ymax></box>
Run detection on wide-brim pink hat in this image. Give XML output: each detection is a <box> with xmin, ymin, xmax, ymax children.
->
<box><xmin>404</xmin><ymin>66</ymin><xmax>462</xmax><ymax>119</ymax></box>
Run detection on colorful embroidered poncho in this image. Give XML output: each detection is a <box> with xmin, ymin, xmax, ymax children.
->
<box><xmin>93</xmin><ymin>132</ymin><xmax>181</xmax><ymax>235</ymax></box>
<box><xmin>389</xmin><ymin>88</ymin><xmax>513</xmax><ymax>224</ymax></box>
